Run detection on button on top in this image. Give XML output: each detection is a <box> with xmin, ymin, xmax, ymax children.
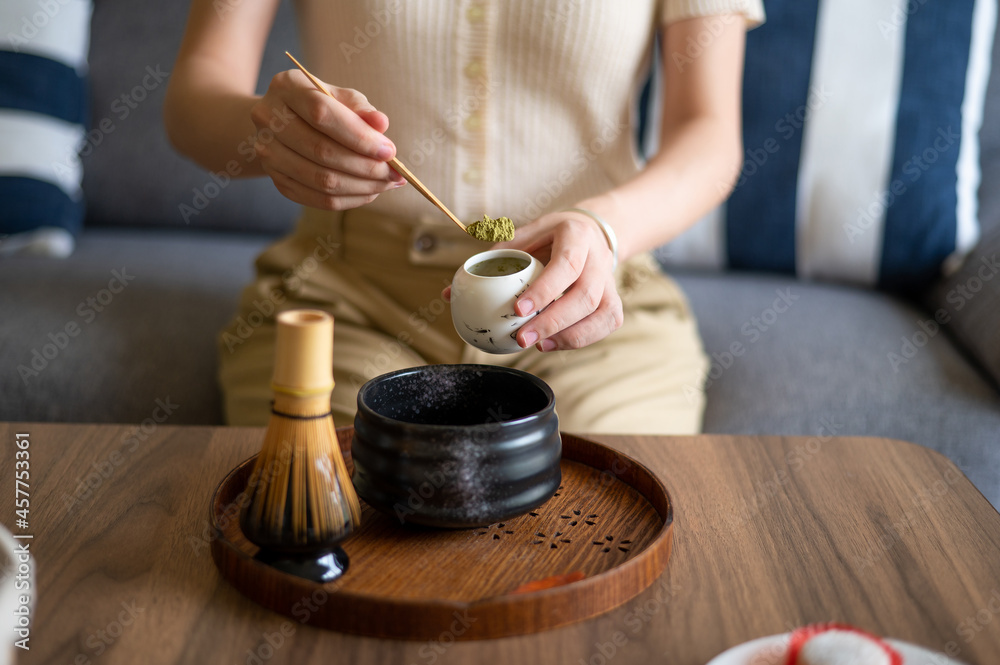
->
<box><xmin>464</xmin><ymin>60</ymin><xmax>483</xmax><ymax>79</ymax></box>
<box><xmin>464</xmin><ymin>112</ymin><xmax>483</xmax><ymax>131</ymax></box>
<box><xmin>466</xmin><ymin>4</ymin><xmax>484</xmax><ymax>23</ymax></box>
<box><xmin>413</xmin><ymin>233</ymin><xmax>437</xmax><ymax>253</ymax></box>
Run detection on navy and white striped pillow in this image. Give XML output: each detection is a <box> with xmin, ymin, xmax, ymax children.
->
<box><xmin>0</xmin><ymin>0</ymin><xmax>91</xmax><ymax>256</ymax></box>
<box><xmin>662</xmin><ymin>0</ymin><xmax>997</xmax><ymax>294</ymax></box>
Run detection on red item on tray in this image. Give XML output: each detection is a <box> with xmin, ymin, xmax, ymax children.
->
<box><xmin>784</xmin><ymin>624</ymin><xmax>903</xmax><ymax>665</ymax></box>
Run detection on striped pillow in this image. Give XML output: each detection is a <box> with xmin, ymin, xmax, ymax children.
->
<box><xmin>0</xmin><ymin>0</ymin><xmax>91</xmax><ymax>257</ymax></box>
<box><xmin>661</xmin><ymin>0</ymin><xmax>997</xmax><ymax>294</ymax></box>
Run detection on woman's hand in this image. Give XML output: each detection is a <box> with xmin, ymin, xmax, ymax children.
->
<box><xmin>445</xmin><ymin>209</ymin><xmax>623</xmax><ymax>352</ymax></box>
<box><xmin>251</xmin><ymin>69</ymin><xmax>406</xmax><ymax>210</ymax></box>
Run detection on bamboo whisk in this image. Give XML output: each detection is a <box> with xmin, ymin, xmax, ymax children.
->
<box><xmin>241</xmin><ymin>310</ymin><xmax>361</xmax><ymax>552</ymax></box>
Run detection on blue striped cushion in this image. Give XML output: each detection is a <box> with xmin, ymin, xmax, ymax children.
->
<box><xmin>0</xmin><ymin>0</ymin><xmax>92</xmax><ymax>242</ymax></box>
<box><xmin>662</xmin><ymin>0</ymin><xmax>997</xmax><ymax>294</ymax></box>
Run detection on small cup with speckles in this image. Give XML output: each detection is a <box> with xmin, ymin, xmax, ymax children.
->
<box><xmin>450</xmin><ymin>249</ymin><xmax>544</xmax><ymax>354</ymax></box>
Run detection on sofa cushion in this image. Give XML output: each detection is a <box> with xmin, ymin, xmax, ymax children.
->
<box><xmin>924</xmin><ymin>222</ymin><xmax>1000</xmax><ymax>390</ymax></box>
<box><xmin>661</xmin><ymin>0</ymin><xmax>997</xmax><ymax>295</ymax></box>
<box><xmin>81</xmin><ymin>0</ymin><xmax>300</xmax><ymax>233</ymax></box>
<box><xmin>673</xmin><ymin>270</ymin><xmax>1000</xmax><ymax>510</ymax></box>
<box><xmin>0</xmin><ymin>229</ymin><xmax>270</xmax><ymax>425</ymax></box>
<box><xmin>922</xmin><ymin>30</ymin><xmax>1000</xmax><ymax>391</ymax></box>
<box><xmin>0</xmin><ymin>0</ymin><xmax>92</xmax><ymax>254</ymax></box>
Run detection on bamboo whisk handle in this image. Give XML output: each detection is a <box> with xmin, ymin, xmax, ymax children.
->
<box><xmin>272</xmin><ymin>309</ymin><xmax>334</xmax><ymax>396</ymax></box>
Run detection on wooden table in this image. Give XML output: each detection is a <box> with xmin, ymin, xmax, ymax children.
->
<box><xmin>4</xmin><ymin>423</ymin><xmax>1000</xmax><ymax>665</ymax></box>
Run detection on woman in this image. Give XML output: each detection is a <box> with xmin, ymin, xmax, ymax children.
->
<box><xmin>164</xmin><ymin>1</ymin><xmax>763</xmax><ymax>432</ymax></box>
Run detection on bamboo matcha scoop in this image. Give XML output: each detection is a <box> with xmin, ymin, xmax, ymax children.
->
<box><xmin>285</xmin><ymin>52</ymin><xmax>515</xmax><ymax>243</ymax></box>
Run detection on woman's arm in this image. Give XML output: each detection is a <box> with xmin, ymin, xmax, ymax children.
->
<box><xmin>164</xmin><ymin>0</ymin><xmax>283</xmax><ymax>174</ymax></box>
<box><xmin>582</xmin><ymin>14</ymin><xmax>746</xmax><ymax>257</ymax></box>
<box><xmin>164</xmin><ymin>0</ymin><xmax>404</xmax><ymax>207</ymax></box>
<box><xmin>498</xmin><ymin>15</ymin><xmax>748</xmax><ymax>352</ymax></box>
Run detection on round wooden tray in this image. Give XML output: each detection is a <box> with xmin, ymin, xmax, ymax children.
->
<box><xmin>209</xmin><ymin>428</ymin><xmax>673</xmax><ymax>640</ymax></box>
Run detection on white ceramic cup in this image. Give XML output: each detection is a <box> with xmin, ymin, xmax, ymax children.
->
<box><xmin>450</xmin><ymin>249</ymin><xmax>545</xmax><ymax>354</ymax></box>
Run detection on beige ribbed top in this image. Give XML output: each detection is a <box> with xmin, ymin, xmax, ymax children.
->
<box><xmin>295</xmin><ymin>1</ymin><xmax>764</xmax><ymax>227</ymax></box>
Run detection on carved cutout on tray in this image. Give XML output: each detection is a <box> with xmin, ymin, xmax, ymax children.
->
<box><xmin>588</xmin><ymin>533</ymin><xmax>635</xmax><ymax>555</ymax></box>
<box><xmin>530</xmin><ymin>529</ymin><xmax>573</xmax><ymax>549</ymax></box>
<box><xmin>466</xmin><ymin>505</ymin><xmax>637</xmax><ymax>558</ymax></box>
<box><xmin>474</xmin><ymin>522</ymin><xmax>516</xmax><ymax>541</ymax></box>
<box><xmin>459</xmin><ymin>479</ymin><xmax>647</xmax><ymax>558</ymax></box>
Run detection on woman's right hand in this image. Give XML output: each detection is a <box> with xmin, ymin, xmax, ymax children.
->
<box><xmin>251</xmin><ymin>69</ymin><xmax>406</xmax><ymax>210</ymax></box>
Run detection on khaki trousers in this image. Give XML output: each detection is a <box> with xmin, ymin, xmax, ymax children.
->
<box><xmin>218</xmin><ymin>207</ymin><xmax>708</xmax><ymax>434</ymax></box>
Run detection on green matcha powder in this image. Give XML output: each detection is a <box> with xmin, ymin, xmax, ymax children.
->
<box><xmin>466</xmin><ymin>214</ymin><xmax>516</xmax><ymax>243</ymax></box>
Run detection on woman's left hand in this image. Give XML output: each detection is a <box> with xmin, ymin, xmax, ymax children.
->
<box><xmin>445</xmin><ymin>209</ymin><xmax>624</xmax><ymax>352</ymax></box>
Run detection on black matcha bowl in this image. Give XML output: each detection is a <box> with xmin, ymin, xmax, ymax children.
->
<box><xmin>352</xmin><ymin>364</ymin><xmax>562</xmax><ymax>528</ymax></box>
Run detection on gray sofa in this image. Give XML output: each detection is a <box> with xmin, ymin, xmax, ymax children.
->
<box><xmin>3</xmin><ymin>0</ymin><xmax>998</xmax><ymax>509</ymax></box>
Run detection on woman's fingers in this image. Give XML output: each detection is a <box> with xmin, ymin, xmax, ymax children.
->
<box><xmin>271</xmin><ymin>71</ymin><xmax>395</xmax><ymax>161</ymax></box>
<box><xmin>446</xmin><ymin>209</ymin><xmax>623</xmax><ymax>351</ymax></box>
<box><xmin>265</xmin><ymin>166</ymin><xmax>383</xmax><ymax>211</ymax></box>
<box><xmin>257</xmin><ymin>136</ymin><xmax>404</xmax><ymax>198</ymax></box>
<box><xmin>254</xmin><ymin>70</ymin><xmax>406</xmax><ymax>211</ymax></box>
<box><xmin>512</xmin><ymin>217</ymin><xmax>606</xmax><ymax>317</ymax></box>
<box><xmin>515</xmin><ymin>259</ymin><xmax>599</xmax><ymax>343</ymax></box>
<box><xmin>268</xmin><ymin>113</ymin><xmax>400</xmax><ymax>181</ymax></box>
<box><xmin>534</xmin><ymin>292</ymin><xmax>624</xmax><ymax>351</ymax></box>
<box><xmin>332</xmin><ymin>87</ymin><xmax>390</xmax><ymax>132</ymax></box>
<box><xmin>499</xmin><ymin>211</ymin><xmax>620</xmax><ymax>351</ymax></box>
<box><xmin>257</xmin><ymin>125</ymin><xmax>402</xmax><ymax>193</ymax></box>
<box><xmin>355</xmin><ymin>107</ymin><xmax>390</xmax><ymax>133</ymax></box>
<box><xmin>516</xmin><ymin>263</ymin><xmax>622</xmax><ymax>349</ymax></box>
